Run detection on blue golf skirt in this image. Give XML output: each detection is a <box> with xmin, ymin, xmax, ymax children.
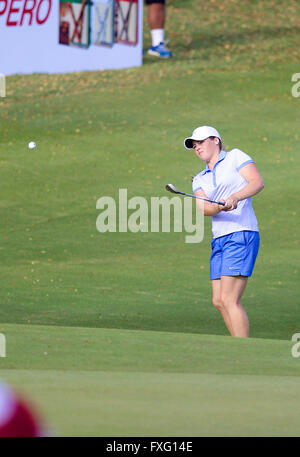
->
<box><xmin>210</xmin><ymin>230</ymin><xmax>260</xmax><ymax>280</ymax></box>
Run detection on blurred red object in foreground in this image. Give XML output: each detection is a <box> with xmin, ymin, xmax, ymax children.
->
<box><xmin>0</xmin><ymin>381</ymin><xmax>46</xmax><ymax>437</ymax></box>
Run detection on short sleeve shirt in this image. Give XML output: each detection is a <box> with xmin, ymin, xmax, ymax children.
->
<box><xmin>192</xmin><ymin>148</ymin><xmax>259</xmax><ymax>238</ymax></box>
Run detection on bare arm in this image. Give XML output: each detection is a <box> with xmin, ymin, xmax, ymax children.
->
<box><xmin>194</xmin><ymin>189</ymin><xmax>223</xmax><ymax>216</ymax></box>
<box><xmin>224</xmin><ymin>162</ymin><xmax>264</xmax><ymax>211</ymax></box>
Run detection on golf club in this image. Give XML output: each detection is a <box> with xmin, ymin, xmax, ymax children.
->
<box><xmin>165</xmin><ymin>183</ymin><xmax>225</xmax><ymax>206</ymax></box>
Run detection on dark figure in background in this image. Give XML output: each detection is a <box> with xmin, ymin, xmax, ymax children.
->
<box><xmin>145</xmin><ymin>0</ymin><xmax>172</xmax><ymax>58</ymax></box>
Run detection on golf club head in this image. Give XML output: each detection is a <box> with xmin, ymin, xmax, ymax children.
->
<box><xmin>165</xmin><ymin>183</ymin><xmax>179</xmax><ymax>194</ymax></box>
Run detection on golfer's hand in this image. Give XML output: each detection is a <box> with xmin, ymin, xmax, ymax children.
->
<box><xmin>218</xmin><ymin>199</ymin><xmax>228</xmax><ymax>211</ymax></box>
<box><xmin>223</xmin><ymin>195</ymin><xmax>239</xmax><ymax>211</ymax></box>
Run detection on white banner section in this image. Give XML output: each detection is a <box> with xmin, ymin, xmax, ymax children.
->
<box><xmin>0</xmin><ymin>0</ymin><xmax>143</xmax><ymax>75</ymax></box>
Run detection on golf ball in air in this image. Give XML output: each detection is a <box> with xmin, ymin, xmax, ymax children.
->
<box><xmin>28</xmin><ymin>141</ymin><xmax>36</xmax><ymax>149</ymax></box>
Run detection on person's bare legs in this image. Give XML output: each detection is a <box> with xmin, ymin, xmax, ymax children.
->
<box><xmin>220</xmin><ymin>275</ymin><xmax>249</xmax><ymax>337</ymax></box>
<box><xmin>211</xmin><ymin>276</ymin><xmax>249</xmax><ymax>337</ymax></box>
<box><xmin>146</xmin><ymin>3</ymin><xmax>172</xmax><ymax>56</ymax></box>
<box><xmin>148</xmin><ymin>3</ymin><xmax>165</xmax><ymax>30</ymax></box>
<box><xmin>211</xmin><ymin>279</ymin><xmax>234</xmax><ymax>335</ymax></box>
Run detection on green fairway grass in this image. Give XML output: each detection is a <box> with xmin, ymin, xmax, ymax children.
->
<box><xmin>1</xmin><ymin>323</ymin><xmax>300</xmax><ymax>436</ymax></box>
<box><xmin>5</xmin><ymin>367</ymin><xmax>300</xmax><ymax>437</ymax></box>
<box><xmin>1</xmin><ymin>323</ymin><xmax>298</xmax><ymax>375</ymax></box>
<box><xmin>1</xmin><ymin>0</ymin><xmax>300</xmax><ymax>437</ymax></box>
<box><xmin>1</xmin><ymin>65</ymin><xmax>299</xmax><ymax>340</ymax></box>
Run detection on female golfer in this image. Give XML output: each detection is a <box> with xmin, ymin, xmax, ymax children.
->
<box><xmin>184</xmin><ymin>126</ymin><xmax>264</xmax><ymax>338</ymax></box>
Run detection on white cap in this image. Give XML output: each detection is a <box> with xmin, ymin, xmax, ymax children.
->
<box><xmin>184</xmin><ymin>126</ymin><xmax>221</xmax><ymax>149</ymax></box>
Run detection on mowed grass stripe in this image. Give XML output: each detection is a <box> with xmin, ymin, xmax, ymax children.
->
<box><xmin>0</xmin><ymin>324</ymin><xmax>298</xmax><ymax>376</ymax></box>
<box><xmin>1</xmin><ymin>369</ymin><xmax>300</xmax><ymax>437</ymax></box>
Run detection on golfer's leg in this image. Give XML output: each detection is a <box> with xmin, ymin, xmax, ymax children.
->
<box><xmin>220</xmin><ymin>275</ymin><xmax>249</xmax><ymax>338</ymax></box>
<box><xmin>211</xmin><ymin>279</ymin><xmax>234</xmax><ymax>336</ymax></box>
<box><xmin>148</xmin><ymin>3</ymin><xmax>165</xmax><ymax>29</ymax></box>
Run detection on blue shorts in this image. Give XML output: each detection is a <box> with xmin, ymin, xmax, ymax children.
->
<box><xmin>210</xmin><ymin>231</ymin><xmax>260</xmax><ymax>280</ymax></box>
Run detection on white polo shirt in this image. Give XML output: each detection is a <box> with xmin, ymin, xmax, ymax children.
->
<box><xmin>192</xmin><ymin>148</ymin><xmax>259</xmax><ymax>239</ymax></box>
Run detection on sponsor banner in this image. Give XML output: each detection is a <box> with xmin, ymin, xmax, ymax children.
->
<box><xmin>0</xmin><ymin>0</ymin><xmax>143</xmax><ymax>75</ymax></box>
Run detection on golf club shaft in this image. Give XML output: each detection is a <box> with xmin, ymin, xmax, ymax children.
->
<box><xmin>177</xmin><ymin>190</ymin><xmax>225</xmax><ymax>206</ymax></box>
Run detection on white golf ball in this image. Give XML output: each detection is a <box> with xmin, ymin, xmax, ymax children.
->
<box><xmin>28</xmin><ymin>141</ymin><xmax>36</xmax><ymax>149</ymax></box>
